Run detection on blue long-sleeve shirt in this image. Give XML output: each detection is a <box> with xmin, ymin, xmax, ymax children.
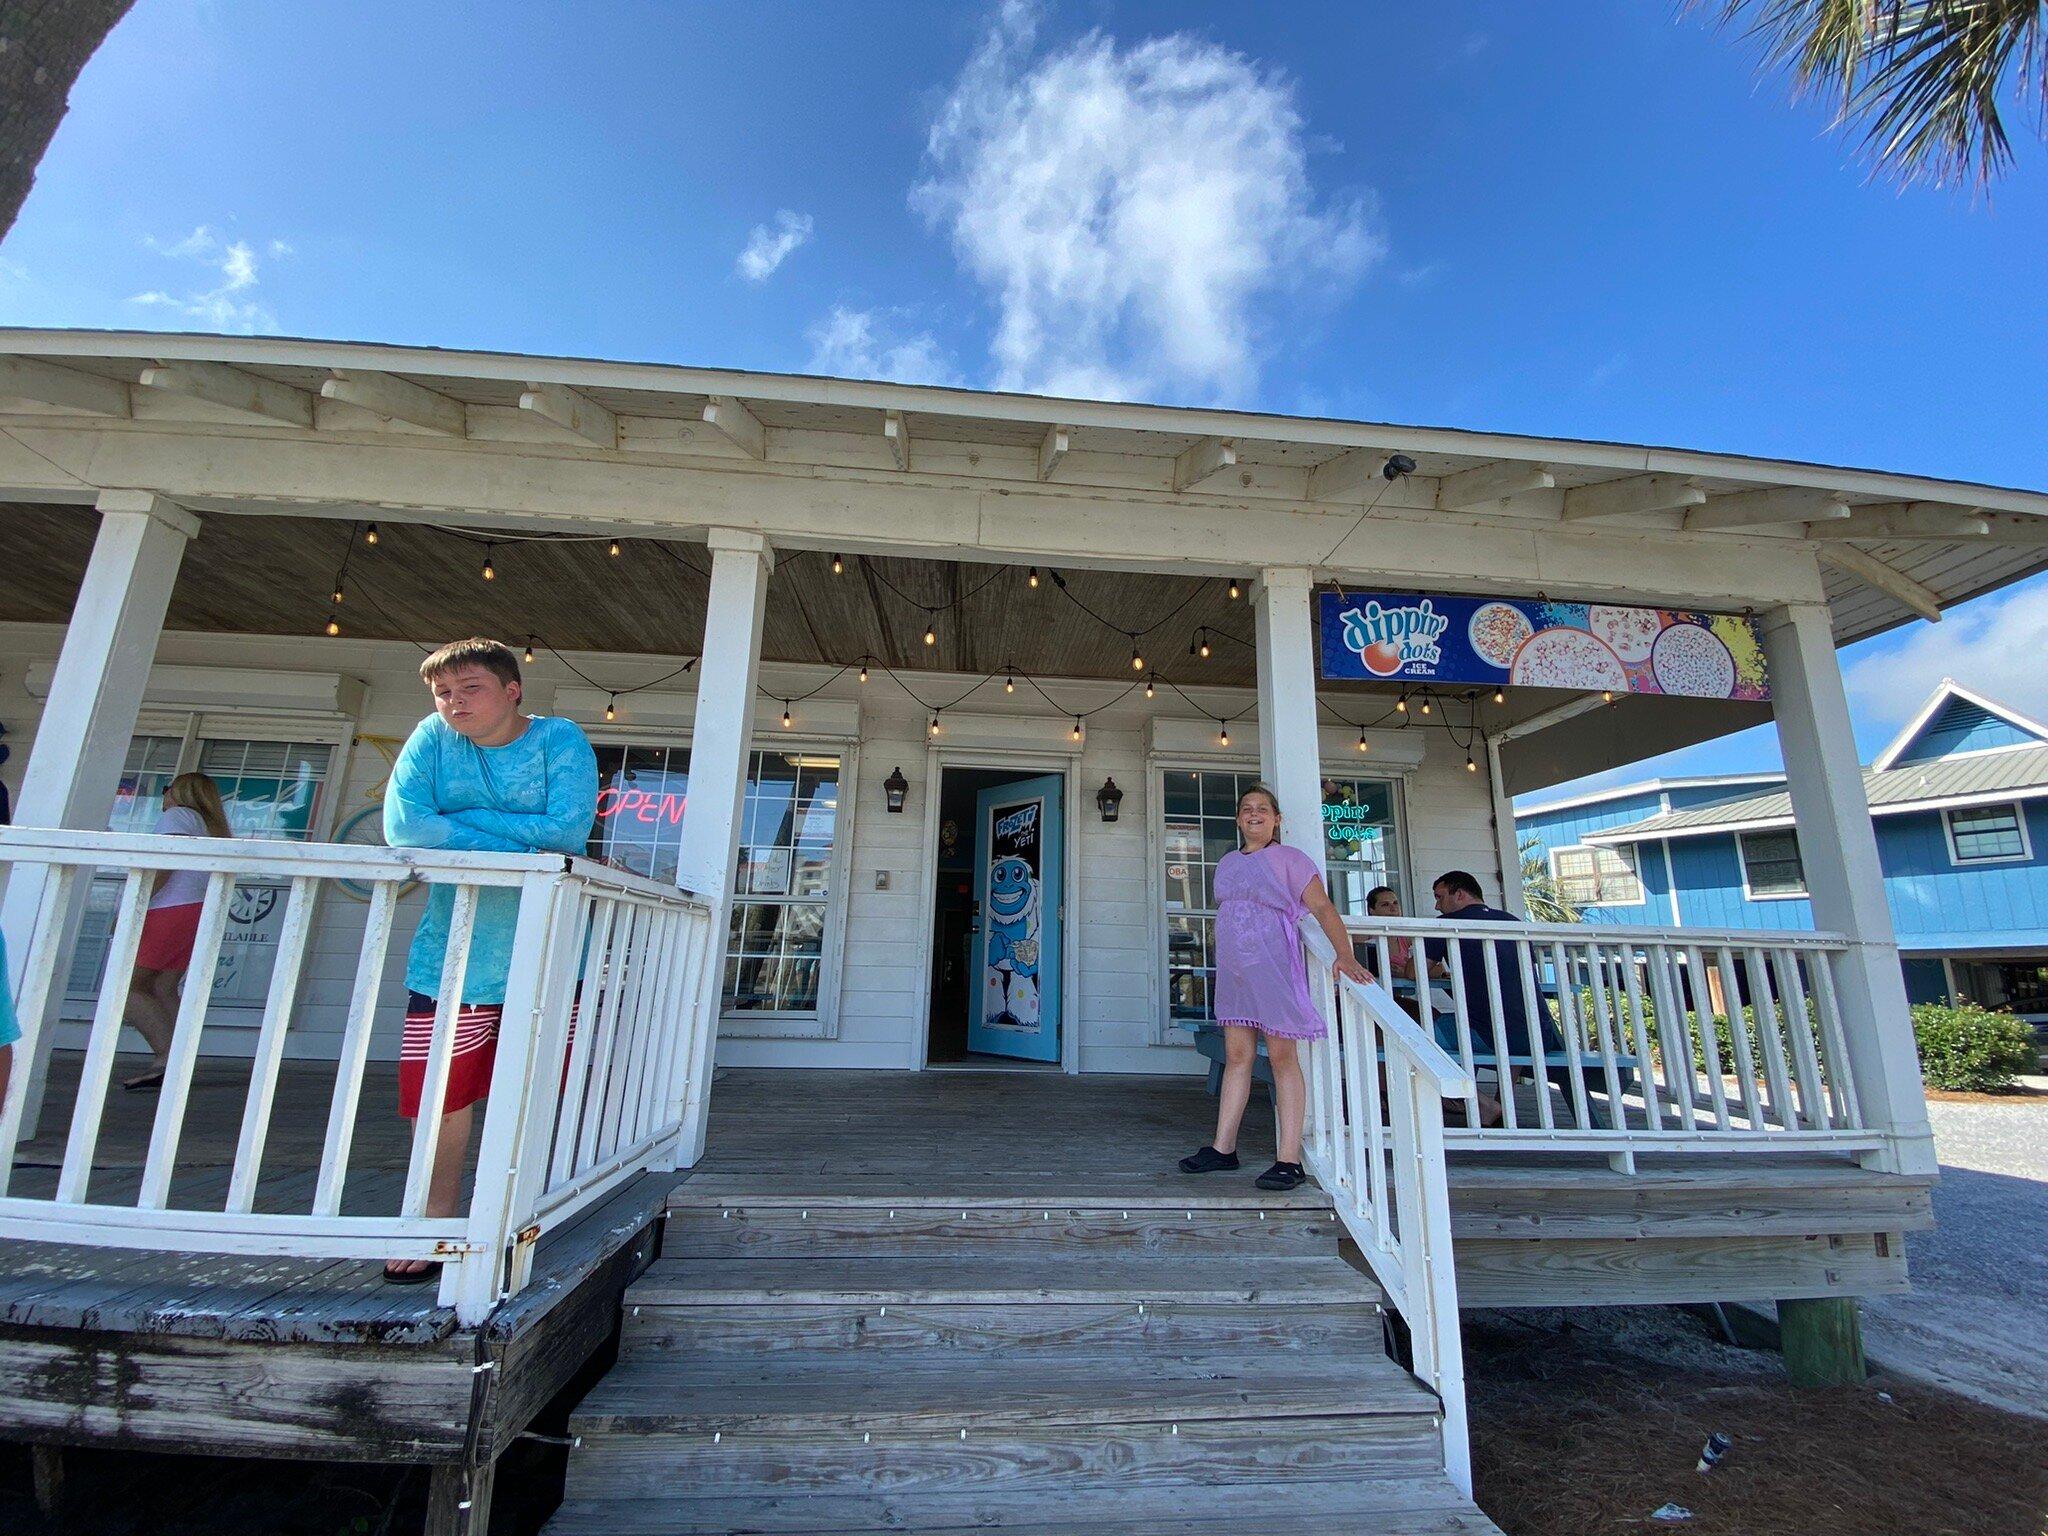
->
<box><xmin>386</xmin><ymin>713</ymin><xmax>598</xmax><ymax>1003</ymax></box>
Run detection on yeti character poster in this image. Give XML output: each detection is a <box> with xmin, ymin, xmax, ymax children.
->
<box><xmin>967</xmin><ymin>775</ymin><xmax>1064</xmax><ymax>1062</ymax></box>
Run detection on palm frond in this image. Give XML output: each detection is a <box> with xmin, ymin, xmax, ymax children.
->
<box><xmin>1694</xmin><ymin>0</ymin><xmax>2048</xmax><ymax>188</ymax></box>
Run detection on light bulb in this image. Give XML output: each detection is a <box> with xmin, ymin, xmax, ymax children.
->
<box><xmin>1420</xmin><ymin>696</ymin><xmax>1432</xmax><ymax>716</ymax></box>
<box><xmin>324</xmin><ymin>615</ymin><xmax>340</xmax><ymax>637</ymax></box>
<box><xmin>364</xmin><ymin>523</ymin><xmax>380</xmax><ymax>546</ymax></box>
<box><xmin>782</xmin><ymin>704</ymin><xmax>793</xmax><ymax>729</ymax></box>
<box><xmin>929</xmin><ymin>715</ymin><xmax>941</xmax><ymax>737</ymax></box>
<box><xmin>1466</xmin><ymin>756</ymin><xmax>1478</xmax><ymax>772</ymax></box>
<box><xmin>1131</xmin><ymin>649</ymin><xmax>1145</xmax><ymax>672</ymax></box>
<box><xmin>1228</xmin><ymin>578</ymin><xmax>1242</xmax><ymax>601</ymax></box>
<box><xmin>1602</xmin><ymin>689</ymin><xmax>1614</xmax><ymax>703</ymax></box>
<box><xmin>1071</xmin><ymin>718</ymin><xmax>1083</xmax><ymax>742</ymax></box>
<box><xmin>481</xmin><ymin>548</ymin><xmax>496</xmax><ymax>581</ymax></box>
<box><xmin>1218</xmin><ymin>724</ymin><xmax>1230</xmax><ymax>747</ymax></box>
<box><xmin>1357</xmin><ymin>732</ymin><xmax>1369</xmax><ymax>753</ymax></box>
<box><xmin>605</xmin><ymin>696</ymin><xmax>618</xmax><ymax>722</ymax></box>
<box><xmin>1004</xmin><ymin>675</ymin><xmax>1015</xmax><ymax>694</ymax></box>
<box><xmin>858</xmin><ymin>664</ymin><xmax>869</xmax><ymax>684</ymax></box>
<box><xmin>1027</xmin><ymin>568</ymin><xmax>1039</xmax><ymax>589</ymax></box>
<box><xmin>923</xmin><ymin>623</ymin><xmax>937</xmax><ymax>647</ymax></box>
<box><xmin>523</xmin><ymin>641</ymin><xmax>536</xmax><ymax>664</ymax></box>
<box><xmin>608</xmin><ymin>539</ymin><xmax>621</xmax><ymax>558</ymax></box>
<box><xmin>1198</xmin><ymin>637</ymin><xmax>1211</xmax><ymax>659</ymax></box>
<box><xmin>1144</xmin><ymin>680</ymin><xmax>1155</xmax><ymax>699</ymax></box>
<box><xmin>1396</xmin><ymin>695</ymin><xmax>1408</xmax><ymax>714</ymax></box>
<box><xmin>1493</xmin><ymin>687</ymin><xmax>1505</xmax><ymax>705</ymax></box>
<box><xmin>831</xmin><ymin>553</ymin><xmax>844</xmax><ymax>574</ymax></box>
<box><xmin>331</xmin><ymin>586</ymin><xmax>344</xmax><ymax>605</ymax></box>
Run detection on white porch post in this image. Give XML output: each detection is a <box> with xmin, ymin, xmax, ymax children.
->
<box><xmin>2</xmin><ymin>491</ymin><xmax>201</xmax><ymax>1135</ymax></box>
<box><xmin>1759</xmin><ymin>602</ymin><xmax>1936</xmax><ymax>1175</ymax></box>
<box><xmin>1253</xmin><ymin>567</ymin><xmax>1324</xmax><ymax>863</ymax></box>
<box><xmin>672</xmin><ymin>528</ymin><xmax>772</xmax><ymax>1165</ymax></box>
<box><xmin>1484</xmin><ymin>737</ymin><xmax>1526</xmax><ymax>916</ymax></box>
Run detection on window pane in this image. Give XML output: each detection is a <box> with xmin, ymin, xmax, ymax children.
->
<box><xmin>1742</xmin><ymin>832</ymin><xmax>1806</xmax><ymax>895</ymax></box>
<box><xmin>108</xmin><ymin>736</ymin><xmax>184</xmax><ymax>832</ymax></box>
<box><xmin>1320</xmin><ymin>776</ymin><xmax>1401</xmax><ymax>918</ymax></box>
<box><xmin>1950</xmin><ymin>805</ymin><xmax>2025</xmax><ymax>862</ymax></box>
<box><xmin>1163</xmin><ymin>771</ymin><xmax>1200</xmax><ymax>818</ymax></box>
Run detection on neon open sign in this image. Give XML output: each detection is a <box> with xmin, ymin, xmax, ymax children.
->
<box><xmin>596</xmin><ymin>787</ymin><xmax>687</xmax><ymax>824</ymax></box>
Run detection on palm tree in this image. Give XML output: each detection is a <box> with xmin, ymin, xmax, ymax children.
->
<box><xmin>1696</xmin><ymin>1</ymin><xmax>2048</xmax><ymax>189</ymax></box>
<box><xmin>1519</xmin><ymin>838</ymin><xmax>1584</xmax><ymax>925</ymax></box>
<box><xmin>1</xmin><ymin>1</ymin><xmax>137</xmax><ymax>240</ymax></box>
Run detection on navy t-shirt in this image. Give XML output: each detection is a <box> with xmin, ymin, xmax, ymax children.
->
<box><xmin>1423</xmin><ymin>904</ymin><xmax>1562</xmax><ymax>1059</ymax></box>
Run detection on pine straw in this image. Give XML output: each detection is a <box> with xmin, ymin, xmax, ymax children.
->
<box><xmin>1465</xmin><ymin>1310</ymin><xmax>2048</xmax><ymax>1536</ymax></box>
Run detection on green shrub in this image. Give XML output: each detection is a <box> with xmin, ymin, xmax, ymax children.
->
<box><xmin>1911</xmin><ymin>1002</ymin><xmax>2039</xmax><ymax>1092</ymax></box>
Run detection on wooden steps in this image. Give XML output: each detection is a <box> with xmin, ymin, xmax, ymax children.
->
<box><xmin>547</xmin><ymin>1192</ymin><xmax>1501</xmax><ymax>1536</ymax></box>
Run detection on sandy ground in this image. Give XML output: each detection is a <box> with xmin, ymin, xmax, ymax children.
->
<box><xmin>1859</xmin><ymin>1080</ymin><xmax>2048</xmax><ymax>1420</ymax></box>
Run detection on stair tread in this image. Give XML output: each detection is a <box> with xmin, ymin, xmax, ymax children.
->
<box><xmin>670</xmin><ymin>1176</ymin><xmax>1333</xmax><ymax>1210</ymax></box>
<box><xmin>627</xmin><ymin>1252</ymin><xmax>1383</xmax><ymax>1306</ymax></box>
<box><xmin>573</xmin><ymin>1347</ymin><xmax>1436</xmax><ymax>1431</ymax></box>
<box><xmin>545</xmin><ymin>1475</ymin><xmax>1501</xmax><ymax>1534</ymax></box>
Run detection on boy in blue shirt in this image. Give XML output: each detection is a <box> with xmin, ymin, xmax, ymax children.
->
<box><xmin>382</xmin><ymin>638</ymin><xmax>597</xmax><ymax>1282</ymax></box>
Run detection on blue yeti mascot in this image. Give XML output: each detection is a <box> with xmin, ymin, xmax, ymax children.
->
<box><xmin>984</xmin><ymin>855</ymin><xmax>1041</xmax><ymax>1026</ymax></box>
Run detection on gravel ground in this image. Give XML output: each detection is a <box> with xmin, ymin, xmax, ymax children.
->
<box><xmin>1859</xmin><ymin>1079</ymin><xmax>2048</xmax><ymax>1419</ymax></box>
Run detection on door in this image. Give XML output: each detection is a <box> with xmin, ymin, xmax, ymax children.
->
<box><xmin>967</xmin><ymin>774</ymin><xmax>1064</xmax><ymax>1062</ymax></box>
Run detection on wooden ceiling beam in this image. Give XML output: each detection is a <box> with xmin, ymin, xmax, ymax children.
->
<box><xmin>1683</xmin><ymin>486</ymin><xmax>1848</xmax><ymax>532</ymax></box>
<box><xmin>1820</xmin><ymin>544</ymin><xmax>1943</xmax><ymax>623</ymax></box>
<box><xmin>517</xmin><ymin>381</ymin><xmax>617</xmax><ymax>449</ymax></box>
<box><xmin>1559</xmin><ymin>473</ymin><xmax>1706</xmax><ymax>522</ymax></box>
<box><xmin>1173</xmin><ymin>437</ymin><xmax>1237</xmax><ymax>493</ymax></box>
<box><xmin>1437</xmin><ymin>461</ymin><xmax>1554</xmax><ymax>512</ymax></box>
<box><xmin>0</xmin><ymin>355</ymin><xmax>130</xmax><ymax>417</ymax></box>
<box><xmin>1038</xmin><ymin>424</ymin><xmax>1071</xmax><ymax>482</ymax></box>
<box><xmin>701</xmin><ymin>396</ymin><xmax>767</xmax><ymax>459</ymax></box>
<box><xmin>138</xmin><ymin>360</ymin><xmax>313</xmax><ymax>428</ymax></box>
<box><xmin>319</xmin><ymin>369</ymin><xmax>466</xmax><ymax>435</ymax></box>
<box><xmin>884</xmin><ymin>409</ymin><xmax>911</xmax><ymax>471</ymax></box>
<box><xmin>1305</xmin><ymin>447</ymin><xmax>1380</xmax><ymax>503</ymax></box>
<box><xmin>1805</xmin><ymin>502</ymin><xmax>1995</xmax><ymax>540</ymax></box>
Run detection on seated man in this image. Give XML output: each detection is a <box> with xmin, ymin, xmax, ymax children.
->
<box><xmin>1425</xmin><ymin>870</ymin><xmax>1567</xmax><ymax>1125</ymax></box>
<box><xmin>381</xmin><ymin>637</ymin><xmax>598</xmax><ymax>1284</ymax></box>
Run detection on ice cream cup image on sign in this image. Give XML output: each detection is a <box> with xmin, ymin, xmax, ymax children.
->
<box><xmin>1509</xmin><ymin>627</ymin><xmax>1629</xmax><ymax>691</ymax></box>
<box><xmin>1467</xmin><ymin>602</ymin><xmax>1535</xmax><ymax>669</ymax></box>
<box><xmin>1650</xmin><ymin>621</ymin><xmax>1738</xmax><ymax>698</ymax></box>
<box><xmin>1586</xmin><ymin>604</ymin><xmax>1662</xmax><ymax>664</ymax></box>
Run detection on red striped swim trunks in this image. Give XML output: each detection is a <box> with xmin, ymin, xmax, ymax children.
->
<box><xmin>397</xmin><ymin>991</ymin><xmax>503</xmax><ymax>1117</ymax></box>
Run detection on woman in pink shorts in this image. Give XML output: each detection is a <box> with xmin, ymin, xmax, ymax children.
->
<box><xmin>123</xmin><ymin>773</ymin><xmax>233</xmax><ymax>1091</ymax></box>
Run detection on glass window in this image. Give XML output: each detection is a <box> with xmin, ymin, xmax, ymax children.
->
<box><xmin>70</xmin><ymin>733</ymin><xmax>337</xmax><ymax>1005</ymax></box>
<box><xmin>589</xmin><ymin>742</ymin><xmax>841</xmax><ymax>1016</ymax></box>
<box><xmin>1946</xmin><ymin>803</ymin><xmax>2029</xmax><ymax>864</ymax></box>
<box><xmin>1549</xmin><ymin>843</ymin><xmax>1644</xmax><ymax>907</ymax></box>
<box><xmin>1739</xmin><ymin>830</ymin><xmax>1807</xmax><ymax>897</ymax></box>
<box><xmin>1158</xmin><ymin>767</ymin><xmax>1404</xmax><ymax>1027</ymax></box>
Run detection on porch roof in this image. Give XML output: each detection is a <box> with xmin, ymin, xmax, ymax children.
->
<box><xmin>3</xmin><ymin>329</ymin><xmax>2046</xmax><ymax>648</ymax></box>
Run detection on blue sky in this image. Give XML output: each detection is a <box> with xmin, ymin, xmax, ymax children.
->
<box><xmin>3</xmin><ymin>0</ymin><xmax>2044</xmax><ymax>798</ymax></box>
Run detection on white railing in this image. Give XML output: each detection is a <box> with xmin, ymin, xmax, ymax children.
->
<box><xmin>1298</xmin><ymin>920</ymin><xmax>1474</xmax><ymax>1498</ymax></box>
<box><xmin>0</xmin><ymin>828</ymin><xmax>717</xmax><ymax>1323</ymax></box>
<box><xmin>1336</xmin><ymin>916</ymin><xmax>1880</xmax><ymax>1173</ymax></box>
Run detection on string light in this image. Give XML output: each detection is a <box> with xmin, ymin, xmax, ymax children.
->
<box><xmin>324</xmin><ymin>613</ymin><xmax>341</xmax><ymax>637</ymax></box>
<box><xmin>1004</xmin><ymin>674</ymin><xmax>1015</xmax><ymax>694</ymax></box>
<box><xmin>1357</xmin><ymin>730</ymin><xmax>1369</xmax><ymax>753</ymax></box>
<box><xmin>605</xmin><ymin>695</ymin><xmax>618</xmax><ymax>722</ymax></box>
<box><xmin>481</xmin><ymin>545</ymin><xmax>497</xmax><ymax>581</ymax></box>
<box><xmin>782</xmin><ymin>702</ymin><xmax>793</xmax><ymax>729</ymax></box>
<box><xmin>1396</xmin><ymin>693</ymin><xmax>1408</xmax><ymax>714</ymax></box>
<box><xmin>1420</xmin><ymin>695</ymin><xmax>1432</xmax><ymax>716</ymax></box>
<box><xmin>1602</xmin><ymin>689</ymin><xmax>1615</xmax><ymax>703</ymax></box>
<box><xmin>330</xmin><ymin>584</ymin><xmax>345</xmax><ymax>605</ymax></box>
<box><xmin>1130</xmin><ymin>644</ymin><xmax>1146</xmax><ymax>672</ymax></box>
<box><xmin>929</xmin><ymin>714</ymin><xmax>941</xmax><ymax>737</ymax></box>
<box><xmin>523</xmin><ymin>639</ymin><xmax>536</xmax><ymax>664</ymax></box>
<box><xmin>363</xmin><ymin>523</ymin><xmax>380</xmax><ymax>546</ymax></box>
<box><xmin>831</xmin><ymin>553</ymin><xmax>844</xmax><ymax>574</ymax></box>
<box><xmin>1071</xmin><ymin>718</ymin><xmax>1084</xmax><ymax>742</ymax></box>
<box><xmin>1027</xmin><ymin>568</ymin><xmax>1040</xmax><ymax>589</ymax></box>
<box><xmin>1198</xmin><ymin>633</ymin><xmax>1211</xmax><ymax>659</ymax></box>
<box><xmin>1493</xmin><ymin>687</ymin><xmax>1505</xmax><ymax>705</ymax></box>
<box><xmin>1466</xmin><ymin>755</ymin><xmax>1478</xmax><ymax>772</ymax></box>
<box><xmin>1227</xmin><ymin>578</ymin><xmax>1242</xmax><ymax>601</ymax></box>
<box><xmin>858</xmin><ymin>663</ymin><xmax>870</xmax><ymax>685</ymax></box>
<box><xmin>608</xmin><ymin>539</ymin><xmax>622</xmax><ymax>558</ymax></box>
<box><xmin>1217</xmin><ymin>722</ymin><xmax>1231</xmax><ymax>747</ymax></box>
<box><xmin>923</xmin><ymin>621</ymin><xmax>938</xmax><ymax>647</ymax></box>
<box><xmin>1144</xmin><ymin>679</ymin><xmax>1155</xmax><ymax>700</ymax></box>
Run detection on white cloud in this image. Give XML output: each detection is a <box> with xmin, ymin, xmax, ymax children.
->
<box><xmin>1844</xmin><ymin>574</ymin><xmax>2048</xmax><ymax>732</ymax></box>
<box><xmin>128</xmin><ymin>224</ymin><xmax>285</xmax><ymax>333</ymax></box>
<box><xmin>806</xmin><ymin>305</ymin><xmax>959</xmax><ymax>386</ymax></box>
<box><xmin>913</xmin><ymin>1</ymin><xmax>1381</xmax><ymax>401</ymax></box>
<box><xmin>737</xmin><ymin>209</ymin><xmax>815</xmax><ymax>282</ymax></box>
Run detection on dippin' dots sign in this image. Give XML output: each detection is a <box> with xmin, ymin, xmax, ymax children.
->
<box><xmin>1340</xmin><ymin>599</ymin><xmax>1449</xmax><ymax>678</ymax></box>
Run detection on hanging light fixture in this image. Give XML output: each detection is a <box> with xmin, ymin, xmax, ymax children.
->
<box><xmin>1004</xmin><ymin>674</ymin><xmax>1015</xmax><ymax>694</ymax></box>
<box><xmin>1356</xmin><ymin>730</ymin><xmax>1369</xmax><ymax>753</ymax></box>
<box><xmin>1466</xmin><ymin>755</ymin><xmax>1478</xmax><ymax>772</ymax></box>
<box><xmin>605</xmin><ymin>695</ymin><xmax>618</xmax><ymax>722</ymax></box>
<box><xmin>1396</xmin><ymin>692</ymin><xmax>1408</xmax><ymax>714</ymax></box>
<box><xmin>929</xmin><ymin>714</ymin><xmax>941</xmax><ymax>737</ymax></box>
<box><xmin>923</xmin><ymin>619</ymin><xmax>938</xmax><ymax>647</ymax></box>
<box><xmin>782</xmin><ymin>702</ymin><xmax>793</xmax><ymax>729</ymax></box>
<box><xmin>858</xmin><ymin>662</ymin><xmax>870</xmax><ymax>684</ymax></box>
<box><xmin>1227</xmin><ymin>577</ymin><xmax>1242</xmax><ymax>601</ymax></box>
<box><xmin>884</xmin><ymin>765</ymin><xmax>909</xmax><ymax>812</ymax></box>
<box><xmin>523</xmin><ymin>639</ymin><xmax>536</xmax><ymax>664</ymax></box>
<box><xmin>831</xmin><ymin>553</ymin><xmax>844</xmax><ymax>575</ymax></box>
<box><xmin>1198</xmin><ymin>633</ymin><xmax>1211</xmax><ymax>659</ymax></box>
<box><xmin>1143</xmin><ymin>678</ymin><xmax>1155</xmax><ymax>700</ymax></box>
<box><xmin>1095</xmin><ymin>777</ymin><xmax>1124</xmax><ymax>822</ymax></box>
<box><xmin>481</xmin><ymin>545</ymin><xmax>497</xmax><ymax>581</ymax></box>
<box><xmin>1131</xmin><ymin>643</ymin><xmax>1146</xmax><ymax>672</ymax></box>
<box><xmin>1602</xmin><ymin>689</ymin><xmax>1615</xmax><ymax>703</ymax></box>
<box><xmin>324</xmin><ymin>613</ymin><xmax>341</xmax><ymax>637</ymax></box>
<box><xmin>1419</xmin><ymin>694</ymin><xmax>1432</xmax><ymax>716</ymax></box>
<box><xmin>1493</xmin><ymin>687</ymin><xmax>1505</xmax><ymax>705</ymax></box>
<box><xmin>363</xmin><ymin>523</ymin><xmax>380</xmax><ymax>546</ymax></box>
<box><xmin>1070</xmin><ymin>718</ymin><xmax>1084</xmax><ymax>742</ymax></box>
<box><xmin>1027</xmin><ymin>568</ymin><xmax>1040</xmax><ymax>589</ymax></box>
<box><xmin>1217</xmin><ymin>721</ymin><xmax>1231</xmax><ymax>747</ymax></box>
<box><xmin>608</xmin><ymin>539</ymin><xmax>622</xmax><ymax>558</ymax></box>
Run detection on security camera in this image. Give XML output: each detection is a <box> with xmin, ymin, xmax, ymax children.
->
<box><xmin>1382</xmin><ymin>453</ymin><xmax>1416</xmax><ymax>480</ymax></box>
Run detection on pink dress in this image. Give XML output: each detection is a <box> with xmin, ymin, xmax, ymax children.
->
<box><xmin>1212</xmin><ymin>842</ymin><xmax>1326</xmax><ymax>1040</ymax></box>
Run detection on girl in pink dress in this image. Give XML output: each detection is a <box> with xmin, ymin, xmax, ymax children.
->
<box><xmin>1180</xmin><ymin>784</ymin><xmax>1366</xmax><ymax>1190</ymax></box>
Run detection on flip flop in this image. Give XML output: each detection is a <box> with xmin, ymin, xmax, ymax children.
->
<box><xmin>122</xmin><ymin>1070</ymin><xmax>165</xmax><ymax>1093</ymax></box>
<box><xmin>383</xmin><ymin>1259</ymin><xmax>443</xmax><ymax>1286</ymax></box>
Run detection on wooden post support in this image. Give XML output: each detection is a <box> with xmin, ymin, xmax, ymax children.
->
<box><xmin>425</xmin><ymin>1458</ymin><xmax>496</xmax><ymax>1536</ymax></box>
<box><xmin>1778</xmin><ymin>1296</ymin><xmax>1867</xmax><ymax>1387</ymax></box>
<box><xmin>30</xmin><ymin>1443</ymin><xmax>63</xmax><ymax>1517</ymax></box>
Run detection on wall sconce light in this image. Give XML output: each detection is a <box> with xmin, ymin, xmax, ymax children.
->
<box><xmin>1096</xmin><ymin>777</ymin><xmax>1124</xmax><ymax>822</ymax></box>
<box><xmin>883</xmin><ymin>766</ymin><xmax>909</xmax><ymax>813</ymax></box>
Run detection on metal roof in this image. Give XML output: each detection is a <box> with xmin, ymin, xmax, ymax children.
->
<box><xmin>1588</xmin><ymin>744</ymin><xmax>2048</xmax><ymax>842</ymax></box>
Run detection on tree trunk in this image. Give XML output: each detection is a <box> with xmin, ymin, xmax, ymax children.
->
<box><xmin>1</xmin><ymin>0</ymin><xmax>137</xmax><ymax>240</ymax></box>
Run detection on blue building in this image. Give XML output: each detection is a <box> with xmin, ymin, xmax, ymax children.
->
<box><xmin>1515</xmin><ymin>680</ymin><xmax>2048</xmax><ymax>1028</ymax></box>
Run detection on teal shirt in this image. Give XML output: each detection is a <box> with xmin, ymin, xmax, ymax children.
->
<box><xmin>0</xmin><ymin>933</ymin><xmax>18</xmax><ymax>1049</ymax></box>
<box><xmin>386</xmin><ymin>713</ymin><xmax>599</xmax><ymax>1003</ymax></box>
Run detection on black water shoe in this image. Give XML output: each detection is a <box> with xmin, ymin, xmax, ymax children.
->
<box><xmin>1179</xmin><ymin>1145</ymin><xmax>1240</xmax><ymax>1174</ymax></box>
<box><xmin>1255</xmin><ymin>1161</ymin><xmax>1306</xmax><ymax>1191</ymax></box>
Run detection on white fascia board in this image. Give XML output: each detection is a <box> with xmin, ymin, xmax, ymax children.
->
<box><xmin>7</xmin><ymin>329</ymin><xmax>2048</xmax><ymax>518</ymax></box>
<box><xmin>1512</xmin><ymin>773</ymin><xmax>1786</xmax><ymax>821</ymax></box>
<box><xmin>1584</xmin><ymin>781</ymin><xmax>2048</xmax><ymax>845</ymax></box>
<box><xmin>1871</xmin><ymin>678</ymin><xmax>2048</xmax><ymax>771</ymax></box>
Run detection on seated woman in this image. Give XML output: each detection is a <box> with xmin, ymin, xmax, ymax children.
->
<box><xmin>1355</xmin><ymin>885</ymin><xmax>1414</xmax><ymax>983</ymax></box>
